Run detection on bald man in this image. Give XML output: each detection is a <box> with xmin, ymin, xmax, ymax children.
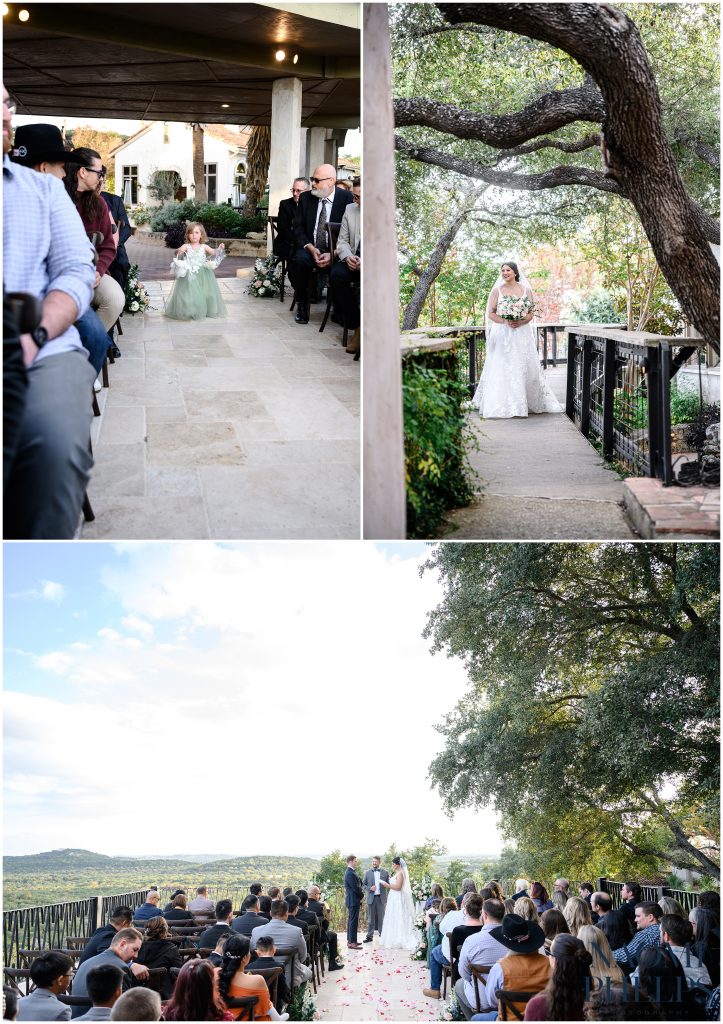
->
<box><xmin>290</xmin><ymin>163</ymin><xmax>354</xmax><ymax>324</ymax></box>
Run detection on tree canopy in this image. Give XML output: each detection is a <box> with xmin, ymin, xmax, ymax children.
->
<box><xmin>422</xmin><ymin>543</ymin><xmax>720</xmax><ymax>880</ymax></box>
<box><xmin>392</xmin><ymin>3</ymin><xmax>720</xmax><ymax>341</ymax></box>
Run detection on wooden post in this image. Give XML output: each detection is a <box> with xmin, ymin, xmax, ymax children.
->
<box><xmin>362</xmin><ymin>4</ymin><xmax>406</xmax><ymax>538</ymax></box>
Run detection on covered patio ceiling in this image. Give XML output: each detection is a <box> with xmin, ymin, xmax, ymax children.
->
<box><xmin>4</xmin><ymin>3</ymin><xmax>360</xmax><ymax>128</ymax></box>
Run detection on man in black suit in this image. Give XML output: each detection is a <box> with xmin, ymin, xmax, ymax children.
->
<box><xmin>99</xmin><ymin>183</ymin><xmax>131</xmax><ymax>358</ymax></box>
<box><xmin>233</xmin><ymin>894</ymin><xmax>270</xmax><ymax>937</ymax></box>
<box><xmin>78</xmin><ymin>906</ymin><xmax>133</xmax><ymax>965</ymax></box>
<box><xmin>285</xmin><ymin>894</ymin><xmax>309</xmax><ymax>939</ymax></box>
<box><xmin>290</xmin><ymin>163</ymin><xmax>354</xmax><ymax>324</ymax></box>
<box><xmin>344</xmin><ymin>855</ymin><xmax>364</xmax><ymax>950</ymax></box>
<box><xmin>198</xmin><ymin>899</ymin><xmax>234</xmax><ymax>948</ymax></box>
<box><xmin>301</xmin><ymin>888</ymin><xmax>341</xmax><ymax>971</ymax></box>
<box><xmin>619</xmin><ymin>882</ymin><xmax>642</xmax><ymax>926</ymax></box>
<box><xmin>273</xmin><ymin>177</ymin><xmax>309</xmax><ymax>261</ymax></box>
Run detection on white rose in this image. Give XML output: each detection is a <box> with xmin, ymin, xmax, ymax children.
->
<box><xmin>130</xmin><ymin>301</ymin><xmax>140</xmax><ymax>312</ymax></box>
<box><xmin>263</xmin><ymin>279</ymin><xmax>272</xmax><ymax>287</ymax></box>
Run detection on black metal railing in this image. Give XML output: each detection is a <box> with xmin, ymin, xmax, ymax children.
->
<box><xmin>100</xmin><ymin>888</ymin><xmax>149</xmax><ymax>921</ymax></box>
<box><xmin>566</xmin><ymin>328</ymin><xmax>702</xmax><ymax>484</ymax></box>
<box><xmin>3</xmin><ymin>897</ymin><xmax>97</xmax><ymax>969</ymax></box>
<box><xmin>598</xmin><ymin>878</ymin><xmax>700</xmax><ymax>913</ymax></box>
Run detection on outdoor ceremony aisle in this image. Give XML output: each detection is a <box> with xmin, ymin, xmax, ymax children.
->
<box><xmin>316</xmin><ymin>941</ymin><xmax>441</xmax><ymax>1022</ymax></box>
<box><xmin>84</xmin><ymin>273</ymin><xmax>360</xmax><ymax>539</ymax></box>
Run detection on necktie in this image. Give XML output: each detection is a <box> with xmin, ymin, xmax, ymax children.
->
<box><xmin>315</xmin><ymin>198</ymin><xmax>329</xmax><ymax>251</ymax></box>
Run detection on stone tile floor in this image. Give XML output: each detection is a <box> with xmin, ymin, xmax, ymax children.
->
<box><xmin>83</xmin><ymin>273</ymin><xmax>359</xmax><ymax>539</ymax></box>
<box><xmin>315</xmin><ymin>940</ymin><xmax>443</xmax><ymax>1022</ymax></box>
<box><xmin>623</xmin><ymin>475</ymin><xmax>719</xmax><ymax>538</ymax></box>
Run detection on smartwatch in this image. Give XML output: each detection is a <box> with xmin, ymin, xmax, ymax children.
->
<box><xmin>31</xmin><ymin>325</ymin><xmax>49</xmax><ymax>348</ymax></box>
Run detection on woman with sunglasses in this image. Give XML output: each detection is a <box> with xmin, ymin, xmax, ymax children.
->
<box><xmin>64</xmin><ymin>146</ymin><xmax>125</xmax><ymax>350</ymax></box>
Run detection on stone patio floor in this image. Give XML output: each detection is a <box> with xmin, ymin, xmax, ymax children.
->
<box><xmin>315</xmin><ymin>939</ymin><xmax>443</xmax><ymax>1022</ymax></box>
<box><xmin>83</xmin><ymin>273</ymin><xmax>359</xmax><ymax>539</ymax></box>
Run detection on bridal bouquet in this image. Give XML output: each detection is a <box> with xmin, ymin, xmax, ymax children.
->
<box><xmin>498</xmin><ymin>295</ymin><xmax>535</xmax><ymax>322</ymax></box>
<box><xmin>124</xmin><ymin>264</ymin><xmax>151</xmax><ymax>314</ymax></box>
<box><xmin>248</xmin><ymin>254</ymin><xmax>283</xmax><ymax>298</ymax></box>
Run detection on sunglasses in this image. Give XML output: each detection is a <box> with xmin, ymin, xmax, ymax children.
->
<box><xmin>310</xmin><ymin>176</ymin><xmax>332</xmax><ymax>184</ymax></box>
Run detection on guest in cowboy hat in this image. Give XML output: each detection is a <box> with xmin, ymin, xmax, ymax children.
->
<box><xmin>469</xmin><ymin>914</ymin><xmax>550</xmax><ymax>1021</ymax></box>
<box><xmin>9</xmin><ymin>123</ymin><xmax>111</xmax><ymax>375</ymax></box>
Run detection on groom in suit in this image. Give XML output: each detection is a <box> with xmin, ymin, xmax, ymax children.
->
<box><xmin>290</xmin><ymin>163</ymin><xmax>354</xmax><ymax>324</ymax></box>
<box><xmin>344</xmin><ymin>854</ymin><xmax>364</xmax><ymax>949</ymax></box>
<box><xmin>363</xmin><ymin>855</ymin><xmax>389</xmax><ymax>943</ymax></box>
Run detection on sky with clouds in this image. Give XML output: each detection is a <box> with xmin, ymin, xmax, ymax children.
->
<box><xmin>4</xmin><ymin>542</ymin><xmax>503</xmax><ymax>859</ymax></box>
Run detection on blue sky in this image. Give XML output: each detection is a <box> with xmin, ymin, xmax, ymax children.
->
<box><xmin>4</xmin><ymin>542</ymin><xmax>502</xmax><ymax>857</ymax></box>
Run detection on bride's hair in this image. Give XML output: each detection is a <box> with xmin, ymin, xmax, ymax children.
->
<box><xmin>392</xmin><ymin>857</ymin><xmax>402</xmax><ymax>867</ymax></box>
<box><xmin>501</xmin><ymin>260</ymin><xmax>520</xmax><ymax>281</ymax></box>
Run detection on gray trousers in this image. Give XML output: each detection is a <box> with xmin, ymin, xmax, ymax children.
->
<box><xmin>366</xmin><ymin>896</ymin><xmax>385</xmax><ymax>937</ymax></box>
<box><xmin>4</xmin><ymin>351</ymin><xmax>95</xmax><ymax>538</ymax></box>
<box><xmin>454</xmin><ymin>977</ymin><xmax>480</xmax><ymax>1020</ymax></box>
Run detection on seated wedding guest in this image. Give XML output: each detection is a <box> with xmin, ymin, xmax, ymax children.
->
<box><xmin>79</xmin><ymin>907</ymin><xmax>134</xmax><ymax>965</ymax></box>
<box><xmin>636</xmin><ymin>947</ymin><xmax>690</xmax><ymax>1020</ymax></box>
<box><xmin>659</xmin><ymin>897</ymin><xmax>686</xmax><ymax>919</ymax></box>
<box><xmin>163</xmin><ymin>891</ymin><xmax>186</xmax><ymax>914</ymax></box>
<box><xmin>530</xmin><ymin>883</ymin><xmax>552</xmax><ymax>914</ymax></box>
<box><xmin>553</xmin><ymin>879</ymin><xmax>570</xmax><ymax>898</ymax></box>
<box><xmin>577</xmin><ymin>924</ymin><xmax>624</xmax><ymax>989</ymax></box>
<box><xmin>134</xmin><ymin>891</ymin><xmax>164</xmax><ymax>923</ymax></box>
<box><xmin>209</xmin><ymin>934</ymin><xmax>229</xmax><ymax>968</ymax></box>
<box><xmin>579</xmin><ymin>883</ymin><xmax>599</xmax><ymax>923</ymax></box>
<box><xmin>424</xmin><ymin>894</ymin><xmax>479</xmax><ymax>999</ymax></box>
<box><xmin>289</xmin><ymin>163</ymin><xmax>354</xmax><ymax>325</ymax></box>
<box><xmin>512</xmin><ymin>879</ymin><xmax>530</xmax><ymax>901</ymax></box>
<box><xmin>591</xmin><ymin>891</ymin><xmax>613</xmax><ymax>924</ymax></box>
<box><xmin>425</xmin><ymin>884</ymin><xmax>445</xmax><ymax>910</ymax></box>
<box><xmin>523</xmin><ymin>934</ymin><xmax>593</xmax><ymax>1021</ymax></box>
<box><xmin>273</xmin><ymin>178</ymin><xmax>309</xmax><ymax>262</ymax></box>
<box><xmin>249</xmin><ymin>884</ymin><xmax>264</xmax><ymax>898</ymax></box>
<box><xmin>613</xmin><ymin>903</ymin><xmax>662</xmax><ymax>968</ymax></box>
<box><xmin>284</xmin><ymin>895</ymin><xmax>308</xmax><ymax>939</ymax></box>
<box><xmin>540</xmin><ymin>909</ymin><xmax>570</xmax><ymax>956</ymax></box>
<box><xmin>584</xmin><ymin>983</ymin><xmax>658</xmax><ymax>1021</ymax></box>
<box><xmin>457</xmin><ymin>880</ymin><xmax>478</xmax><ymax>909</ymax></box>
<box><xmin>137</xmin><ymin>917</ymin><xmax>182</xmax><ymax>997</ymax></box>
<box><xmin>471</xmin><ymin>913</ymin><xmax>549</xmax><ymax>1021</ymax></box>
<box><xmin>232</xmin><ymin>895</ymin><xmax>269</xmax><ymax>936</ymax></box>
<box><xmin>503</xmin><ymin>899</ymin><xmax>516</xmax><ymax>915</ymax></box>
<box><xmin>689</xmin><ymin>906</ymin><xmax>720</xmax><ymax>986</ymax></box>
<box><xmin>248</xmin><ymin>936</ymin><xmax>291</xmax><ymax>1008</ymax></box>
<box><xmin>3</xmin><ymin>85</ymin><xmax>97</xmax><ymax>540</ymax></box>
<box><xmin>329</xmin><ymin>176</ymin><xmax>360</xmax><ymax>355</ymax></box>
<box><xmin>563</xmin><ymin>896</ymin><xmax>593</xmax><ymax>936</ymax></box>
<box><xmin>294</xmin><ymin>890</ymin><xmax>319</xmax><ymax>931</ymax></box>
<box><xmin>258</xmin><ymin>896</ymin><xmax>272</xmax><ymax>919</ymax></box>
<box><xmin>307</xmin><ymin>885</ymin><xmax>341</xmax><ymax>971</ymax></box>
<box><xmin>698</xmin><ymin>892</ymin><xmax>720</xmax><ymax>916</ymax></box>
<box><xmin>282</xmin><ymin>889</ymin><xmax>293</xmax><ymax>899</ymax></box>
<box><xmin>454</xmin><ymin>898</ymin><xmax>507</xmax><ymax>1019</ymax></box>
<box><xmin>160</xmin><ymin>960</ymin><xmax>232</xmax><ymax>1021</ymax></box>
<box><xmin>4</xmin><ymin>986</ymin><xmax>19</xmax><ymax>1021</ymax></box>
<box><xmin>189</xmin><ymin>887</ymin><xmax>215</xmax><ymax>915</ymax></box>
<box><xmin>17</xmin><ymin>951</ymin><xmax>73</xmax><ymax>1021</ymax></box>
<box><xmin>72</xmin><ymin>929</ymin><xmax>148</xmax><ymax>1016</ymax></box>
<box><xmin>63</xmin><ymin>148</ymin><xmax>124</xmax><ymax>345</ymax></box>
<box><xmin>619</xmin><ymin>883</ymin><xmax>643</xmax><ymax>927</ymax></box>
<box><xmin>199</xmin><ymin>901</ymin><xmax>235</xmax><ymax>949</ymax></box>
<box><xmin>109</xmin><ymin>989</ymin><xmax>161</xmax><ymax>1021</ymax></box>
<box><xmin>165</xmin><ymin>895</ymin><xmax>193</xmax><ymax>922</ymax></box>
<box><xmin>99</xmin><ymin>180</ymin><xmax>131</xmax><ymax>293</ymax></box>
<box><xmin>598</xmin><ymin>908</ymin><xmax>633</xmax><ymax>954</ymax></box>
<box><xmin>216</xmin><ymin>934</ymin><xmax>289</xmax><ymax>1022</ymax></box>
<box><xmin>514</xmin><ymin>897</ymin><xmax>540</xmax><ymax>923</ymax></box>
<box><xmin>551</xmin><ymin>890</ymin><xmax>568</xmax><ymax>912</ymax></box>
<box><xmin>658</xmin><ymin>915</ymin><xmax>711</xmax><ymax>988</ymax></box>
<box><xmin>484</xmin><ymin>882</ymin><xmax>504</xmax><ymax>902</ymax></box>
<box><xmin>74</xmin><ymin>964</ymin><xmax>124</xmax><ymax>1021</ymax></box>
<box><xmin>336</xmin><ymin>180</ymin><xmax>351</xmax><ymax>191</ymax></box>
<box><xmin>250</xmin><ymin>900</ymin><xmax>312</xmax><ymax>990</ymax></box>
<box><xmin>267</xmin><ymin>888</ymin><xmax>281</xmax><ymax>903</ymax></box>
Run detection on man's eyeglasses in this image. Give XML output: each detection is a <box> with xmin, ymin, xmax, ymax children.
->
<box><xmin>310</xmin><ymin>176</ymin><xmax>332</xmax><ymax>184</ymax></box>
<box><xmin>352</xmin><ymin>193</ymin><xmax>361</xmax><ymax>202</ymax></box>
<box><xmin>3</xmin><ymin>97</ymin><xmax>17</xmax><ymax>116</ymax></box>
<box><xmin>83</xmin><ymin>166</ymin><xmax>105</xmax><ymax>177</ymax></box>
<box><xmin>291</xmin><ymin>187</ymin><xmax>305</xmax><ymax>194</ymax></box>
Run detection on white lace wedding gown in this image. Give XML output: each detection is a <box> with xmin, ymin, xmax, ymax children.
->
<box><xmin>472</xmin><ymin>290</ymin><xmax>563</xmax><ymax>419</ymax></box>
<box><xmin>379</xmin><ymin>869</ymin><xmax>419</xmax><ymax>951</ymax></box>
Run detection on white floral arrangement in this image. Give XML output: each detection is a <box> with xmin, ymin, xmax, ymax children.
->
<box><xmin>415</xmin><ymin>911</ymin><xmax>427</xmax><ymax>930</ymax></box>
<box><xmin>124</xmin><ymin>264</ymin><xmax>151</xmax><ymax>314</ymax></box>
<box><xmin>248</xmin><ymin>255</ymin><xmax>283</xmax><ymax>298</ymax></box>
<box><xmin>498</xmin><ymin>295</ymin><xmax>534</xmax><ymax>322</ymax></box>
<box><xmin>411</xmin><ymin>875</ymin><xmax>433</xmax><ymax>902</ymax></box>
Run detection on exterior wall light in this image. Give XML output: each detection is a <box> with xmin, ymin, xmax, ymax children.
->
<box><xmin>293</xmin><ymin>54</ymin><xmax>299</xmax><ymax>64</ymax></box>
<box><xmin>275</xmin><ymin>49</ymin><xmax>285</xmax><ymax>61</ymax></box>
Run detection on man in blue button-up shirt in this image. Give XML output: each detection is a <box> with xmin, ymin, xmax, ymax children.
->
<box><xmin>3</xmin><ymin>83</ymin><xmax>97</xmax><ymax>537</ymax></box>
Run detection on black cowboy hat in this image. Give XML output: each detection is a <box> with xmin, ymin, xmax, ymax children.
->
<box><xmin>11</xmin><ymin>123</ymin><xmax>70</xmax><ymax>167</ymax></box>
<box><xmin>489</xmin><ymin>913</ymin><xmax>546</xmax><ymax>954</ymax></box>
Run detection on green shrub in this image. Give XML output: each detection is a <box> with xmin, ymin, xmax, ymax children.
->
<box><xmin>566</xmin><ymin>287</ymin><xmax>618</xmax><ymax>324</ymax></box>
<box><xmin>403</xmin><ymin>355</ymin><xmax>476</xmax><ymax>537</ymax></box>
<box><xmin>670</xmin><ymin>386</ymin><xmax>706</xmax><ymax>426</ymax></box>
<box><xmin>194</xmin><ymin>203</ymin><xmax>266</xmax><ymax>238</ymax></box>
<box><xmin>149</xmin><ymin>201</ymin><xmax>183</xmax><ymax>232</ymax></box>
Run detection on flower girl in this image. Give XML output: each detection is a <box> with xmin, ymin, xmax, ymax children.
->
<box><xmin>165</xmin><ymin>222</ymin><xmax>227</xmax><ymax>320</ymax></box>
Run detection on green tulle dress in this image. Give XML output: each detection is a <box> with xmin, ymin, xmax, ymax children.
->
<box><xmin>165</xmin><ymin>246</ymin><xmax>227</xmax><ymax>321</ymax></box>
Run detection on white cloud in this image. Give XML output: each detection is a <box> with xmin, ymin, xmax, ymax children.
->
<box><xmin>33</xmin><ymin>651</ymin><xmax>72</xmax><ymax>674</ymax></box>
<box><xmin>5</xmin><ymin>544</ymin><xmax>503</xmax><ymax>856</ymax></box>
<box><xmin>41</xmin><ymin>581</ymin><xmax>65</xmax><ymax>603</ymax></box>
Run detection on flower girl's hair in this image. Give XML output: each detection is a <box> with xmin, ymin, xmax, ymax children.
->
<box><xmin>185</xmin><ymin>221</ymin><xmax>208</xmax><ymax>243</ymax></box>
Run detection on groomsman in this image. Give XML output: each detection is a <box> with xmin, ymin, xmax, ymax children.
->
<box><xmin>344</xmin><ymin>855</ymin><xmax>363</xmax><ymax>949</ymax></box>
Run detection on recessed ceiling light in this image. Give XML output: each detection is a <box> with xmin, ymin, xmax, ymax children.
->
<box><xmin>275</xmin><ymin>49</ymin><xmax>285</xmax><ymax>61</ymax></box>
<box><xmin>18</xmin><ymin>7</ymin><xmax>29</xmax><ymax>20</ymax></box>
<box><xmin>221</xmin><ymin>103</ymin><xmax>230</xmax><ymax>109</ymax></box>
<box><xmin>293</xmin><ymin>54</ymin><xmax>299</xmax><ymax>65</ymax></box>
<box><xmin>1</xmin><ymin>5</ymin><xmax>10</xmax><ymax>17</ymax></box>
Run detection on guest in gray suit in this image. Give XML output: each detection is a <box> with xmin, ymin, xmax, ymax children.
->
<box><xmin>17</xmin><ymin>951</ymin><xmax>73</xmax><ymax>1021</ymax></box>
<box><xmin>363</xmin><ymin>856</ymin><xmax>390</xmax><ymax>943</ymax></box>
<box><xmin>250</xmin><ymin>899</ymin><xmax>313</xmax><ymax>990</ymax></box>
<box><xmin>74</xmin><ymin>964</ymin><xmax>123</xmax><ymax>1021</ymax></box>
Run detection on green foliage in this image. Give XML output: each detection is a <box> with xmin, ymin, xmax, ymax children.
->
<box><xmin>670</xmin><ymin>386</ymin><xmax>706</xmax><ymax>426</ymax></box>
<box><xmin>288</xmin><ymin>982</ymin><xmax>316</xmax><ymax>1021</ymax></box>
<box><xmin>444</xmin><ymin>859</ymin><xmax>471</xmax><ymax>895</ymax></box>
<box><xmin>423</xmin><ymin>543</ymin><xmax>720</xmax><ymax>880</ymax></box>
<box><xmin>147</xmin><ymin>169</ymin><xmax>181</xmax><ymax>203</ymax></box>
<box><xmin>403</xmin><ymin>354</ymin><xmax>478</xmax><ymax>537</ymax></box>
<box><xmin>314</xmin><ymin>850</ymin><xmax>347</xmax><ymax>888</ymax></box>
<box><xmin>565</xmin><ymin>287</ymin><xmax>618</xmax><ymax>324</ymax></box>
<box><xmin>149</xmin><ymin>199</ymin><xmax>264</xmax><ymax>238</ymax></box>
<box><xmin>395</xmin><ymin>838</ymin><xmax>447</xmax><ymax>879</ymax></box>
<box><xmin>149</xmin><ymin>201</ymin><xmax>186</xmax><ymax>232</ymax></box>
<box><xmin>130</xmin><ymin>203</ymin><xmax>152</xmax><ymax>226</ymax></box>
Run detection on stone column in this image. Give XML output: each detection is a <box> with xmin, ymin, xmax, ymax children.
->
<box><xmin>268</xmin><ymin>77</ymin><xmax>303</xmax><ymax>239</ymax></box>
<box><xmin>363</xmin><ymin>4</ymin><xmax>406</xmax><ymax>538</ymax></box>
<box><xmin>306</xmin><ymin>127</ymin><xmax>327</xmax><ymax>175</ymax></box>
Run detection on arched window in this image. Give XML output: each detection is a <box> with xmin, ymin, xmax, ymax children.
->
<box><xmin>232</xmin><ymin>160</ymin><xmax>246</xmax><ymax>206</ymax></box>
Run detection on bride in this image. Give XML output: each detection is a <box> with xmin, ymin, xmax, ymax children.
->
<box><xmin>378</xmin><ymin>857</ymin><xmax>419</xmax><ymax>951</ymax></box>
<box><xmin>472</xmin><ymin>261</ymin><xmax>563</xmax><ymax>419</ymax></box>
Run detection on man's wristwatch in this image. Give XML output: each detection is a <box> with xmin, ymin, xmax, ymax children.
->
<box><xmin>31</xmin><ymin>325</ymin><xmax>49</xmax><ymax>348</ymax></box>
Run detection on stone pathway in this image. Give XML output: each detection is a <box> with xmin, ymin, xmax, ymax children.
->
<box><xmin>444</xmin><ymin>367</ymin><xmax>638</xmax><ymax>540</ymax></box>
<box><xmin>623</xmin><ymin>476</ymin><xmax>719</xmax><ymax>538</ymax></box>
<box><xmin>126</xmin><ymin>236</ymin><xmax>253</xmax><ymax>280</ymax></box>
<box><xmin>315</xmin><ymin>940</ymin><xmax>441</xmax><ymax>1022</ymax></box>
<box><xmin>84</xmin><ymin>273</ymin><xmax>359</xmax><ymax>539</ymax></box>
